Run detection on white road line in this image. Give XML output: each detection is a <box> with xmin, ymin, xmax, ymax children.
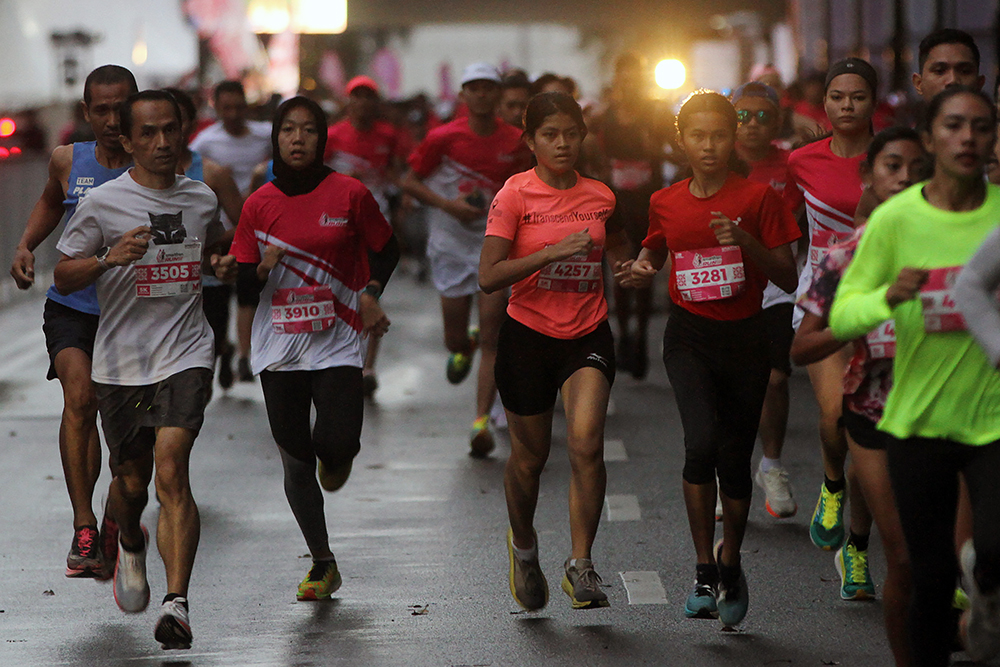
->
<box><xmin>605</xmin><ymin>494</ymin><xmax>641</xmax><ymax>521</ymax></box>
<box><xmin>604</xmin><ymin>438</ymin><xmax>628</xmax><ymax>462</ymax></box>
<box><xmin>619</xmin><ymin>571</ymin><xmax>669</xmax><ymax>604</ymax></box>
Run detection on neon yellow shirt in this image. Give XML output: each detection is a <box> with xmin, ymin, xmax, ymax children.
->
<box><xmin>830</xmin><ymin>183</ymin><xmax>1000</xmax><ymax>444</ymax></box>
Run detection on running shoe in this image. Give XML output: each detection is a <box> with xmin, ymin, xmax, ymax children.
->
<box><xmin>835</xmin><ymin>543</ymin><xmax>875</xmax><ymax>601</ymax></box>
<box><xmin>960</xmin><ymin>540</ymin><xmax>1000</xmax><ymax>662</ymax></box>
<box><xmin>755</xmin><ymin>464</ymin><xmax>797</xmax><ymax>518</ymax></box>
<box><xmin>561</xmin><ymin>558</ymin><xmax>610</xmax><ymax>609</ymax></box>
<box><xmin>114</xmin><ymin>526</ymin><xmax>150</xmax><ymax>613</ymax></box>
<box><xmin>715</xmin><ymin>541</ymin><xmax>749</xmax><ymax>628</ymax></box>
<box><xmin>469</xmin><ymin>415</ymin><xmax>495</xmax><ymax>458</ymax></box>
<box><xmin>218</xmin><ymin>345</ymin><xmax>234</xmax><ymax>390</ymax></box>
<box><xmin>955</xmin><ymin>586</ymin><xmax>971</xmax><ymax>611</ymax></box>
<box><xmin>66</xmin><ymin>525</ymin><xmax>102</xmax><ymax>578</ymax></box>
<box><xmin>446</xmin><ymin>328</ymin><xmax>479</xmax><ymax>385</ymax></box>
<box><xmin>297</xmin><ymin>558</ymin><xmax>342</xmax><ymax>601</ymax></box>
<box><xmin>98</xmin><ymin>512</ymin><xmax>119</xmax><ymax>581</ymax></box>
<box><xmin>685</xmin><ymin>565</ymin><xmax>719</xmax><ymax>619</ymax></box>
<box><xmin>238</xmin><ymin>357</ymin><xmax>254</xmax><ymax>383</ymax></box>
<box><xmin>317</xmin><ymin>457</ymin><xmax>353</xmax><ymax>492</ymax></box>
<box><xmin>507</xmin><ymin>529</ymin><xmax>547</xmax><ymax>611</ymax></box>
<box><xmin>154</xmin><ymin>597</ymin><xmax>192</xmax><ymax>650</ymax></box>
<box><xmin>362</xmin><ymin>371</ymin><xmax>378</xmax><ymax>399</ymax></box>
<box><xmin>809</xmin><ymin>483</ymin><xmax>845</xmax><ymax>550</ymax></box>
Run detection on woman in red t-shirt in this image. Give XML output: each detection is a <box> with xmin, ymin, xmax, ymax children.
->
<box><xmin>480</xmin><ymin>92</ymin><xmax>630</xmax><ymax>612</ymax></box>
<box><xmin>622</xmin><ymin>91</ymin><xmax>799</xmax><ymax>628</ymax></box>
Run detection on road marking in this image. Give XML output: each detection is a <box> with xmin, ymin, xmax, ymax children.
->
<box><xmin>604</xmin><ymin>439</ymin><xmax>627</xmax><ymax>462</ymax></box>
<box><xmin>605</xmin><ymin>494</ymin><xmax>641</xmax><ymax>520</ymax></box>
<box><xmin>619</xmin><ymin>571</ymin><xmax>668</xmax><ymax>604</ymax></box>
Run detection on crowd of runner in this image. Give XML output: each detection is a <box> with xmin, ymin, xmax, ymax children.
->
<box><xmin>10</xmin><ymin>26</ymin><xmax>1000</xmax><ymax>666</ymax></box>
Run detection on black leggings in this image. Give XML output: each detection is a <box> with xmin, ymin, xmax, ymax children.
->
<box><xmin>201</xmin><ymin>284</ymin><xmax>232</xmax><ymax>356</ymax></box>
<box><xmin>663</xmin><ymin>306</ymin><xmax>769</xmax><ymax>500</ymax></box>
<box><xmin>887</xmin><ymin>436</ymin><xmax>1000</xmax><ymax>667</ymax></box>
<box><xmin>259</xmin><ymin>367</ymin><xmax>364</xmax><ymax>466</ymax></box>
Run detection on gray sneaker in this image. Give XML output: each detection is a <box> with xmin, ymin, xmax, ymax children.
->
<box><xmin>507</xmin><ymin>529</ymin><xmax>547</xmax><ymax>611</ymax></box>
<box><xmin>755</xmin><ymin>464</ymin><xmax>797</xmax><ymax>518</ymax></box>
<box><xmin>113</xmin><ymin>526</ymin><xmax>150</xmax><ymax>613</ymax></box>
<box><xmin>960</xmin><ymin>540</ymin><xmax>1000</xmax><ymax>662</ymax></box>
<box><xmin>561</xmin><ymin>558</ymin><xmax>609</xmax><ymax>609</ymax></box>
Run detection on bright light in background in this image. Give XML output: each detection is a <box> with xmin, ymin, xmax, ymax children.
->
<box><xmin>0</xmin><ymin>118</ymin><xmax>15</xmax><ymax>138</ymax></box>
<box><xmin>292</xmin><ymin>0</ymin><xmax>347</xmax><ymax>34</ymax></box>
<box><xmin>248</xmin><ymin>0</ymin><xmax>292</xmax><ymax>33</ymax></box>
<box><xmin>132</xmin><ymin>40</ymin><xmax>148</xmax><ymax>66</ymax></box>
<box><xmin>655</xmin><ymin>59</ymin><xmax>686</xmax><ymax>90</ymax></box>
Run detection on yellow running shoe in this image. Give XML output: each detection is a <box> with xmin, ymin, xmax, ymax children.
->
<box><xmin>297</xmin><ymin>559</ymin><xmax>342</xmax><ymax>601</ymax></box>
<box><xmin>470</xmin><ymin>415</ymin><xmax>495</xmax><ymax>458</ymax></box>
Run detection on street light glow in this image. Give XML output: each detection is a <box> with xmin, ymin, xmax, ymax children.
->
<box><xmin>655</xmin><ymin>59</ymin><xmax>686</xmax><ymax>90</ymax></box>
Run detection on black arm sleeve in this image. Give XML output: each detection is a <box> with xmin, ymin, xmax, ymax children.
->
<box><xmin>238</xmin><ymin>262</ymin><xmax>264</xmax><ymax>299</ymax></box>
<box><xmin>367</xmin><ymin>234</ymin><xmax>400</xmax><ymax>290</ymax></box>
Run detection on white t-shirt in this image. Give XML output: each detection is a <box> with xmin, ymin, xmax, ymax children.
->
<box><xmin>189</xmin><ymin>121</ymin><xmax>271</xmax><ymax>196</ymax></box>
<box><xmin>57</xmin><ymin>171</ymin><xmax>222</xmax><ymax>386</ymax></box>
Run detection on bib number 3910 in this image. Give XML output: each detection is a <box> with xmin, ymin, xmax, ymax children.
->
<box><xmin>920</xmin><ymin>266</ymin><xmax>966</xmax><ymax>333</ymax></box>
<box><xmin>134</xmin><ymin>241</ymin><xmax>202</xmax><ymax>298</ymax></box>
<box><xmin>271</xmin><ymin>286</ymin><xmax>337</xmax><ymax>334</ymax></box>
<box><xmin>673</xmin><ymin>246</ymin><xmax>746</xmax><ymax>302</ymax></box>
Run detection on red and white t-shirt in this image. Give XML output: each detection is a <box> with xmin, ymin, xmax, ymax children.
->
<box><xmin>486</xmin><ymin>169</ymin><xmax>616</xmax><ymax>339</ymax></box>
<box><xmin>643</xmin><ymin>173</ymin><xmax>801</xmax><ymax>321</ymax></box>
<box><xmin>786</xmin><ymin>136</ymin><xmax>865</xmax><ymax>302</ymax></box>
<box><xmin>232</xmin><ymin>173</ymin><xmax>393</xmax><ymax>373</ymax></box>
<box><xmin>408</xmin><ymin>117</ymin><xmax>530</xmax><ymax>260</ymax></box>
<box><xmin>324</xmin><ymin>119</ymin><xmax>402</xmax><ymax>216</ymax></box>
<box><xmin>745</xmin><ymin>146</ymin><xmax>796</xmax><ymax>309</ymax></box>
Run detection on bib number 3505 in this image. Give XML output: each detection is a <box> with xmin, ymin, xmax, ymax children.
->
<box><xmin>271</xmin><ymin>285</ymin><xmax>337</xmax><ymax>334</ymax></box>
<box><xmin>134</xmin><ymin>241</ymin><xmax>202</xmax><ymax>298</ymax></box>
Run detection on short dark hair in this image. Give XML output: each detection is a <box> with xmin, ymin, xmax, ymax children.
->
<box><xmin>214</xmin><ymin>80</ymin><xmax>246</xmax><ymax>102</ymax></box>
<box><xmin>918</xmin><ymin>29</ymin><xmax>980</xmax><ymax>72</ymax></box>
<box><xmin>523</xmin><ymin>91</ymin><xmax>586</xmax><ymax>138</ymax></box>
<box><xmin>120</xmin><ymin>90</ymin><xmax>183</xmax><ymax>139</ymax></box>
<box><xmin>924</xmin><ymin>85</ymin><xmax>996</xmax><ymax>130</ymax></box>
<box><xmin>530</xmin><ymin>72</ymin><xmax>576</xmax><ymax>97</ymax></box>
<box><xmin>83</xmin><ymin>65</ymin><xmax>138</xmax><ymax>106</ymax></box>
<box><xmin>676</xmin><ymin>89</ymin><xmax>738</xmax><ymax>136</ymax></box>
<box><xmin>501</xmin><ymin>70</ymin><xmax>531</xmax><ymax>93</ymax></box>
<box><xmin>164</xmin><ymin>88</ymin><xmax>197</xmax><ymax>125</ymax></box>
<box><xmin>864</xmin><ymin>126</ymin><xmax>922</xmax><ymax>170</ymax></box>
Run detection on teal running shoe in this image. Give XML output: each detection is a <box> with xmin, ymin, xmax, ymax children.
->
<box><xmin>715</xmin><ymin>541</ymin><xmax>748</xmax><ymax>628</ymax></box>
<box><xmin>835</xmin><ymin>543</ymin><xmax>875</xmax><ymax>600</ymax></box>
<box><xmin>810</xmin><ymin>483</ymin><xmax>845</xmax><ymax>550</ymax></box>
<box><xmin>685</xmin><ymin>582</ymin><xmax>718</xmax><ymax>618</ymax></box>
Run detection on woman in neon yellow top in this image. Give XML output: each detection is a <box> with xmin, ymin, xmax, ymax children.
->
<box><xmin>830</xmin><ymin>87</ymin><xmax>1000</xmax><ymax>666</ymax></box>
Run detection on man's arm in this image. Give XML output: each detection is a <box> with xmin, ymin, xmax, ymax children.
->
<box><xmin>400</xmin><ymin>170</ymin><xmax>484</xmax><ymax>224</ymax></box>
<box><xmin>10</xmin><ymin>145</ymin><xmax>72</xmax><ymax>288</ymax></box>
<box><xmin>54</xmin><ymin>226</ymin><xmax>150</xmax><ymax>295</ymax></box>
<box><xmin>202</xmin><ymin>158</ymin><xmax>245</xmax><ymax>224</ymax></box>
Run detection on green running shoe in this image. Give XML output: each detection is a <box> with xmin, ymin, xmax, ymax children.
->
<box><xmin>446</xmin><ymin>328</ymin><xmax>479</xmax><ymax>384</ymax></box>
<box><xmin>297</xmin><ymin>558</ymin><xmax>342</xmax><ymax>601</ymax></box>
<box><xmin>835</xmin><ymin>543</ymin><xmax>875</xmax><ymax>600</ymax></box>
<box><xmin>810</xmin><ymin>483</ymin><xmax>845</xmax><ymax>550</ymax></box>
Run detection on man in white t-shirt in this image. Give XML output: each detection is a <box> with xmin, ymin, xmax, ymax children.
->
<box><xmin>190</xmin><ymin>81</ymin><xmax>271</xmax><ymax>381</ymax></box>
<box><xmin>54</xmin><ymin>90</ymin><xmax>236</xmax><ymax>652</ymax></box>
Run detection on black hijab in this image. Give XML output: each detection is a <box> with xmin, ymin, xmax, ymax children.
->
<box><xmin>271</xmin><ymin>96</ymin><xmax>333</xmax><ymax>197</ymax></box>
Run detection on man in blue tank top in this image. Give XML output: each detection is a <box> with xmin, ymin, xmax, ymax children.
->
<box><xmin>9</xmin><ymin>65</ymin><xmax>137</xmax><ymax>579</ymax></box>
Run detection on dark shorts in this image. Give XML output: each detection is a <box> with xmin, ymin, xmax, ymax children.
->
<box><xmin>95</xmin><ymin>367</ymin><xmax>212</xmax><ymax>465</ymax></box>
<box><xmin>841</xmin><ymin>400</ymin><xmax>889</xmax><ymax>451</ymax></box>
<box><xmin>761</xmin><ymin>302</ymin><xmax>794</xmax><ymax>376</ymax></box>
<box><xmin>235</xmin><ymin>269</ymin><xmax>260</xmax><ymax>308</ymax></box>
<box><xmin>42</xmin><ymin>298</ymin><xmax>99</xmax><ymax>381</ymax></box>
<box><xmin>495</xmin><ymin>317</ymin><xmax>615</xmax><ymax>417</ymax></box>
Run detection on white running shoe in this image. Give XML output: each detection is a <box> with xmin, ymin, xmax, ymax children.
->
<box><xmin>113</xmin><ymin>526</ymin><xmax>150</xmax><ymax>613</ymax></box>
<box><xmin>755</xmin><ymin>464</ymin><xmax>797</xmax><ymax>518</ymax></box>
<box><xmin>154</xmin><ymin>597</ymin><xmax>192</xmax><ymax>650</ymax></box>
<box><xmin>960</xmin><ymin>540</ymin><xmax>1000</xmax><ymax>662</ymax></box>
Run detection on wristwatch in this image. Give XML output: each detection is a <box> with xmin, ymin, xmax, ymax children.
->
<box><xmin>363</xmin><ymin>283</ymin><xmax>382</xmax><ymax>300</ymax></box>
<box><xmin>95</xmin><ymin>246</ymin><xmax>111</xmax><ymax>270</ymax></box>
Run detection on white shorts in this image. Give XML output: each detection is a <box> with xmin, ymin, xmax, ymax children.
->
<box><xmin>429</xmin><ymin>250</ymin><xmax>480</xmax><ymax>298</ymax></box>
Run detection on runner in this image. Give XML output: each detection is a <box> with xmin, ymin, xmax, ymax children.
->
<box><xmin>622</xmin><ymin>91</ymin><xmax>799</xmax><ymax>627</ymax></box>
<box><xmin>732</xmin><ymin>81</ymin><xmax>797</xmax><ymax>518</ymax></box>
<box><xmin>168</xmin><ymin>88</ymin><xmax>244</xmax><ymax>391</ymax></box>
<box><xmin>325</xmin><ymin>76</ymin><xmax>405</xmax><ymax>399</ymax></box>
<box><xmin>831</xmin><ymin>87</ymin><xmax>1000</xmax><ymax>666</ymax></box>
<box><xmin>911</xmin><ymin>29</ymin><xmax>985</xmax><ymax>106</ymax></box>
<box><xmin>792</xmin><ymin>126</ymin><xmax>926</xmax><ymax>665</ymax></box>
<box><xmin>498</xmin><ymin>71</ymin><xmax>532</xmax><ymax>130</ymax></box>
<box><xmin>402</xmin><ymin>62</ymin><xmax>530</xmax><ymax>457</ymax></box>
<box><xmin>231</xmin><ymin>96</ymin><xmax>398</xmax><ymax>601</ymax></box>
<box><xmin>9</xmin><ymin>64</ymin><xmax>137</xmax><ymax>579</ymax></box>
<box><xmin>190</xmin><ymin>80</ymin><xmax>272</xmax><ymax>383</ymax></box>
<box><xmin>786</xmin><ymin>58</ymin><xmax>876</xmax><ymax>553</ymax></box>
<box><xmin>480</xmin><ymin>92</ymin><xmax>625</xmax><ymax>611</ymax></box>
<box><xmin>588</xmin><ymin>53</ymin><xmax>666</xmax><ymax>378</ymax></box>
<box><xmin>53</xmin><ymin>89</ymin><xmax>235</xmax><ymax>650</ymax></box>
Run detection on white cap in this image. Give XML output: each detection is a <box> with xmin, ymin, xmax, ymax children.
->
<box><xmin>460</xmin><ymin>62</ymin><xmax>501</xmax><ymax>87</ymax></box>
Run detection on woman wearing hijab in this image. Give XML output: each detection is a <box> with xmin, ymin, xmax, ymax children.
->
<box><xmin>231</xmin><ymin>97</ymin><xmax>400</xmax><ymax>600</ymax></box>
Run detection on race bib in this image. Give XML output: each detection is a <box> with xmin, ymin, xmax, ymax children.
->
<box><xmin>673</xmin><ymin>246</ymin><xmax>746</xmax><ymax>302</ymax></box>
<box><xmin>610</xmin><ymin>159</ymin><xmax>653</xmax><ymax>191</ymax></box>
<box><xmin>920</xmin><ymin>266</ymin><xmax>966</xmax><ymax>333</ymax></box>
<box><xmin>134</xmin><ymin>242</ymin><xmax>202</xmax><ymax>298</ymax></box>
<box><xmin>271</xmin><ymin>285</ymin><xmax>337</xmax><ymax>334</ymax></box>
<box><xmin>866</xmin><ymin>320</ymin><xmax>896</xmax><ymax>359</ymax></box>
<box><xmin>809</xmin><ymin>228</ymin><xmax>851</xmax><ymax>268</ymax></box>
<box><xmin>537</xmin><ymin>247</ymin><xmax>602</xmax><ymax>293</ymax></box>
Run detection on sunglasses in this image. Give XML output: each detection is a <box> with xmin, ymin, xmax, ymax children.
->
<box><xmin>736</xmin><ymin>109</ymin><xmax>776</xmax><ymax>125</ymax></box>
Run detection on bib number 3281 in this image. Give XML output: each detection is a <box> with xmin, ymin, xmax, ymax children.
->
<box><xmin>673</xmin><ymin>246</ymin><xmax>746</xmax><ymax>302</ymax></box>
<box><xmin>134</xmin><ymin>241</ymin><xmax>202</xmax><ymax>298</ymax></box>
<box><xmin>271</xmin><ymin>285</ymin><xmax>337</xmax><ymax>334</ymax></box>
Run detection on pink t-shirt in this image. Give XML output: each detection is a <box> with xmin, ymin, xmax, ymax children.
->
<box><xmin>486</xmin><ymin>169</ymin><xmax>615</xmax><ymax>339</ymax></box>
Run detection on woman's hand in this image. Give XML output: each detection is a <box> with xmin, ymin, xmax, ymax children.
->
<box><xmin>550</xmin><ymin>228</ymin><xmax>594</xmax><ymax>261</ymax></box>
<box><xmin>359</xmin><ymin>292</ymin><xmax>390</xmax><ymax>339</ymax></box>
<box><xmin>886</xmin><ymin>267</ymin><xmax>929</xmax><ymax>308</ymax></box>
<box><xmin>628</xmin><ymin>258</ymin><xmax>659</xmax><ymax>289</ymax></box>
<box><xmin>709</xmin><ymin>212</ymin><xmax>751</xmax><ymax>247</ymax></box>
<box><xmin>613</xmin><ymin>258</ymin><xmax>636</xmax><ymax>287</ymax></box>
<box><xmin>257</xmin><ymin>244</ymin><xmax>286</xmax><ymax>282</ymax></box>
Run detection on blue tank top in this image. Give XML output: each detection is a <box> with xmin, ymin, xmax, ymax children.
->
<box><xmin>263</xmin><ymin>160</ymin><xmax>275</xmax><ymax>184</ymax></box>
<box><xmin>46</xmin><ymin>142</ymin><xmax>130</xmax><ymax>315</ymax></box>
<box><xmin>185</xmin><ymin>150</ymin><xmax>204</xmax><ymax>183</ymax></box>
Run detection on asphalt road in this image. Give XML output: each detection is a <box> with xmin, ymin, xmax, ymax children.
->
<box><xmin>0</xmin><ymin>271</ymin><xmax>978</xmax><ymax>666</ymax></box>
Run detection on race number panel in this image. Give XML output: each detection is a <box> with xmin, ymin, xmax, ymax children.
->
<box><xmin>134</xmin><ymin>242</ymin><xmax>202</xmax><ymax>298</ymax></box>
<box><xmin>920</xmin><ymin>266</ymin><xmax>966</xmax><ymax>333</ymax></box>
<box><xmin>866</xmin><ymin>320</ymin><xmax>896</xmax><ymax>359</ymax></box>
<box><xmin>271</xmin><ymin>285</ymin><xmax>337</xmax><ymax>334</ymax></box>
<box><xmin>809</xmin><ymin>228</ymin><xmax>852</xmax><ymax>268</ymax></box>
<box><xmin>673</xmin><ymin>245</ymin><xmax>746</xmax><ymax>302</ymax></box>
<box><xmin>537</xmin><ymin>247</ymin><xmax>603</xmax><ymax>293</ymax></box>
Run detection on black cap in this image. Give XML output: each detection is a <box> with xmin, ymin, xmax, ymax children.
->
<box><xmin>825</xmin><ymin>57</ymin><xmax>878</xmax><ymax>96</ymax></box>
